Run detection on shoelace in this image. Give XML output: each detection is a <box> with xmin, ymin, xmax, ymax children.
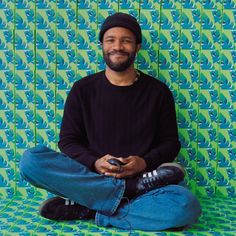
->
<box><xmin>64</xmin><ymin>198</ymin><xmax>75</xmax><ymax>205</ymax></box>
<box><xmin>142</xmin><ymin>169</ymin><xmax>158</xmax><ymax>178</ymax></box>
<box><xmin>142</xmin><ymin>170</ymin><xmax>162</xmax><ymax>188</ymax></box>
<box><xmin>142</xmin><ymin>168</ymin><xmax>175</xmax><ymax>188</ymax></box>
<box><xmin>63</xmin><ymin>198</ymin><xmax>91</xmax><ymax>219</ymax></box>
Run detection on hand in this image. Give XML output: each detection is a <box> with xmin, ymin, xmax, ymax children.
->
<box><xmin>104</xmin><ymin>155</ymin><xmax>147</xmax><ymax>179</ymax></box>
<box><xmin>94</xmin><ymin>154</ymin><xmax>123</xmax><ymax>175</ymax></box>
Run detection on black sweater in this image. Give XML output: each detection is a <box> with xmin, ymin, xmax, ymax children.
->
<box><xmin>58</xmin><ymin>70</ymin><xmax>181</xmax><ymax>172</ymax></box>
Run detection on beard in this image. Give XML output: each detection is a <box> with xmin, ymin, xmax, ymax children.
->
<box><xmin>103</xmin><ymin>48</ymin><xmax>137</xmax><ymax>72</ymax></box>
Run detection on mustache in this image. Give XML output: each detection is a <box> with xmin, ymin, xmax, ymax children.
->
<box><xmin>107</xmin><ymin>50</ymin><xmax>129</xmax><ymax>56</ymax></box>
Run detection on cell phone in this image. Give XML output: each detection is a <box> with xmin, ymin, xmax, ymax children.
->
<box><xmin>107</xmin><ymin>158</ymin><xmax>125</xmax><ymax>167</ymax></box>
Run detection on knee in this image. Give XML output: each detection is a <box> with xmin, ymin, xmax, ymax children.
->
<box><xmin>19</xmin><ymin>145</ymin><xmax>50</xmax><ymax>179</ymax></box>
<box><xmin>19</xmin><ymin>148</ymin><xmax>34</xmax><ymax>179</ymax></box>
<box><xmin>170</xmin><ymin>188</ymin><xmax>202</xmax><ymax>227</ymax></box>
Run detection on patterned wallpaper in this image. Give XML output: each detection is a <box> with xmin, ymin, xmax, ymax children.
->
<box><xmin>0</xmin><ymin>0</ymin><xmax>235</xmax><ymax>198</ymax></box>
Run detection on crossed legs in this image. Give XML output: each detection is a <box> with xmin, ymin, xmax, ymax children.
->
<box><xmin>19</xmin><ymin>145</ymin><xmax>201</xmax><ymax>231</ymax></box>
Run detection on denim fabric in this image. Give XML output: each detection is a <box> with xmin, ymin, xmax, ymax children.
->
<box><xmin>19</xmin><ymin>145</ymin><xmax>201</xmax><ymax>231</ymax></box>
<box><xmin>96</xmin><ymin>185</ymin><xmax>201</xmax><ymax>231</ymax></box>
<box><xmin>20</xmin><ymin>145</ymin><xmax>125</xmax><ymax>216</ymax></box>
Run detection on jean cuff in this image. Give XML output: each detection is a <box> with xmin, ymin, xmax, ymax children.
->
<box><xmin>95</xmin><ymin>179</ymin><xmax>126</xmax><ymax>226</ymax></box>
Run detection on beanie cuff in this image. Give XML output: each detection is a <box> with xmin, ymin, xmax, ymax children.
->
<box><xmin>99</xmin><ymin>13</ymin><xmax>142</xmax><ymax>44</ymax></box>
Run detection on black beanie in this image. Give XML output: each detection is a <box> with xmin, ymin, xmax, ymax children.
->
<box><xmin>99</xmin><ymin>12</ymin><xmax>142</xmax><ymax>44</ymax></box>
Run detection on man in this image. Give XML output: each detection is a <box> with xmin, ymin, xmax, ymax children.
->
<box><xmin>20</xmin><ymin>13</ymin><xmax>201</xmax><ymax>231</ymax></box>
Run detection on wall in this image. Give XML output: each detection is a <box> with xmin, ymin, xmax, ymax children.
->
<box><xmin>0</xmin><ymin>0</ymin><xmax>235</xmax><ymax>198</ymax></box>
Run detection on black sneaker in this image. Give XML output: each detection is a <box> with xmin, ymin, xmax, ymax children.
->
<box><xmin>39</xmin><ymin>197</ymin><xmax>95</xmax><ymax>221</ymax></box>
<box><xmin>136</xmin><ymin>163</ymin><xmax>185</xmax><ymax>195</ymax></box>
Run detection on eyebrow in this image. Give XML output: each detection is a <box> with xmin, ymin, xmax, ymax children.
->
<box><xmin>104</xmin><ymin>36</ymin><xmax>134</xmax><ymax>40</ymax></box>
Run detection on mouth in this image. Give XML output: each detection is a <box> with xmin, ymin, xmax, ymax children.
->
<box><xmin>111</xmin><ymin>54</ymin><xmax>127</xmax><ymax>59</ymax></box>
<box><xmin>108</xmin><ymin>52</ymin><xmax>129</xmax><ymax>57</ymax></box>
<box><xmin>109</xmin><ymin>54</ymin><xmax>128</xmax><ymax>62</ymax></box>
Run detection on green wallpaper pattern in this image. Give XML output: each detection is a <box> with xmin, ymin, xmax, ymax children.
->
<box><xmin>0</xmin><ymin>0</ymin><xmax>235</xmax><ymax>199</ymax></box>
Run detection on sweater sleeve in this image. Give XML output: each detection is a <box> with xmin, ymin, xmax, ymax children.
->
<box><xmin>58</xmin><ymin>82</ymin><xmax>99</xmax><ymax>170</ymax></box>
<box><xmin>143</xmin><ymin>86</ymin><xmax>181</xmax><ymax>171</ymax></box>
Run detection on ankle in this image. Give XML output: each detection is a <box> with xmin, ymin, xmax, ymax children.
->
<box><xmin>124</xmin><ymin>178</ymin><xmax>138</xmax><ymax>199</ymax></box>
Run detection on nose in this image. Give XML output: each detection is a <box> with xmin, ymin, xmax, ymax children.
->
<box><xmin>112</xmin><ymin>39</ymin><xmax>124</xmax><ymax>50</ymax></box>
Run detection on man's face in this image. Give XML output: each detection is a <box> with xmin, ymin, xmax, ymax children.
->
<box><xmin>101</xmin><ymin>27</ymin><xmax>141</xmax><ymax>72</ymax></box>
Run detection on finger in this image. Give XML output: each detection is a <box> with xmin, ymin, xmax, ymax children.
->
<box><xmin>119</xmin><ymin>162</ymin><xmax>132</xmax><ymax>170</ymax></box>
<box><xmin>104</xmin><ymin>164</ymin><xmax>121</xmax><ymax>173</ymax></box>
<box><xmin>104</xmin><ymin>154</ymin><xmax>111</xmax><ymax>161</ymax></box>
<box><xmin>108</xmin><ymin>165</ymin><xmax>116</xmax><ymax>171</ymax></box>
<box><xmin>99</xmin><ymin>167</ymin><xmax>107</xmax><ymax>174</ymax></box>
<box><xmin>104</xmin><ymin>172</ymin><xmax>117</xmax><ymax>177</ymax></box>
<box><xmin>125</xmin><ymin>156</ymin><xmax>134</xmax><ymax>160</ymax></box>
<box><xmin>103</xmin><ymin>154</ymin><xmax>112</xmax><ymax>161</ymax></box>
<box><xmin>98</xmin><ymin>170</ymin><xmax>105</xmax><ymax>175</ymax></box>
<box><xmin>117</xmin><ymin>157</ymin><xmax>129</xmax><ymax>164</ymax></box>
<box><xmin>103</xmin><ymin>159</ymin><xmax>123</xmax><ymax>171</ymax></box>
<box><xmin>106</xmin><ymin>154</ymin><xmax>117</xmax><ymax>159</ymax></box>
<box><xmin>104</xmin><ymin>170</ymin><xmax>130</xmax><ymax>177</ymax></box>
<box><xmin>113</xmin><ymin>171</ymin><xmax>134</xmax><ymax>179</ymax></box>
<box><xmin>114</xmin><ymin>172</ymin><xmax>131</xmax><ymax>179</ymax></box>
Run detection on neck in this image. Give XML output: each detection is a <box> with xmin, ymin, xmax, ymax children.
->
<box><xmin>105</xmin><ymin>66</ymin><xmax>138</xmax><ymax>86</ymax></box>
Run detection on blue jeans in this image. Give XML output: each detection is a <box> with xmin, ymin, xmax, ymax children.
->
<box><xmin>19</xmin><ymin>145</ymin><xmax>201</xmax><ymax>231</ymax></box>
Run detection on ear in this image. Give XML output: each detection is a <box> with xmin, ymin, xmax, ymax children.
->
<box><xmin>136</xmin><ymin>43</ymin><xmax>141</xmax><ymax>53</ymax></box>
<box><xmin>99</xmin><ymin>42</ymin><xmax>103</xmax><ymax>49</ymax></box>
